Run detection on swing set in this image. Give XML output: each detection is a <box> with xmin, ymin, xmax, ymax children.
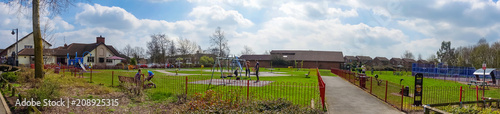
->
<box><xmin>208</xmin><ymin>56</ymin><xmax>247</xmax><ymax>88</ymax></box>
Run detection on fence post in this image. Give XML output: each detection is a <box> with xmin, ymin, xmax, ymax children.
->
<box><xmin>459</xmin><ymin>86</ymin><xmax>463</xmax><ymax>107</ymax></box>
<box><xmin>401</xmin><ymin>85</ymin><xmax>404</xmax><ymax>111</ymax></box>
<box><xmin>476</xmin><ymin>86</ymin><xmax>479</xmax><ymax>101</ymax></box>
<box><xmin>185</xmin><ymin>76</ymin><xmax>188</xmax><ymax>95</ymax></box>
<box><xmin>370</xmin><ymin>77</ymin><xmax>373</xmax><ymax>94</ymax></box>
<box><xmin>112</xmin><ymin>71</ymin><xmax>114</xmax><ymax>87</ymax></box>
<box><xmin>90</xmin><ymin>68</ymin><xmax>93</xmax><ymax>83</ymax></box>
<box><xmin>385</xmin><ymin>80</ymin><xmax>388</xmax><ymax>102</ymax></box>
<box><xmin>247</xmin><ymin>80</ymin><xmax>249</xmax><ymax>102</ymax></box>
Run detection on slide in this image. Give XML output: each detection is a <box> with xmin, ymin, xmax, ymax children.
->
<box><xmin>78</xmin><ymin>61</ymin><xmax>87</xmax><ymax>72</ymax></box>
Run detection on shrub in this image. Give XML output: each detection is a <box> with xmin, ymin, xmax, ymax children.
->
<box><xmin>1</xmin><ymin>72</ymin><xmax>17</xmax><ymax>82</ymax></box>
<box><xmin>27</xmin><ymin>79</ymin><xmax>61</xmax><ymax>108</ymax></box>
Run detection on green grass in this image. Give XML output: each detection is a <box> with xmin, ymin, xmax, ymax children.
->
<box><xmin>338</xmin><ymin>70</ymin><xmax>500</xmax><ymax>111</ymax></box>
<box><xmin>64</xmin><ymin>68</ymin><xmax>323</xmax><ymax>108</ymax></box>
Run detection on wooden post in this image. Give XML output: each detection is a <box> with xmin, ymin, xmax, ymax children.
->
<box><xmin>112</xmin><ymin>71</ymin><xmax>114</xmax><ymax>87</ymax></box>
<box><xmin>90</xmin><ymin>68</ymin><xmax>93</xmax><ymax>83</ymax></box>
<box><xmin>385</xmin><ymin>80</ymin><xmax>388</xmax><ymax>102</ymax></box>
<box><xmin>247</xmin><ymin>80</ymin><xmax>250</xmax><ymax>101</ymax></box>
<box><xmin>370</xmin><ymin>77</ymin><xmax>373</xmax><ymax>94</ymax></box>
<box><xmin>185</xmin><ymin>76</ymin><xmax>188</xmax><ymax>95</ymax></box>
<box><xmin>401</xmin><ymin>86</ymin><xmax>404</xmax><ymax>111</ymax></box>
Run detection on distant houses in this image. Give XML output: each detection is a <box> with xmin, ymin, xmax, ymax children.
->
<box><xmin>341</xmin><ymin>55</ymin><xmax>424</xmax><ymax>71</ymax></box>
<box><xmin>1</xmin><ymin>34</ymin><xmax>126</xmax><ymax>68</ymax></box>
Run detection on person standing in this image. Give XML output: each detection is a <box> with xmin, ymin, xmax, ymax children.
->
<box><xmin>245</xmin><ymin>61</ymin><xmax>251</xmax><ymax>77</ymax></box>
<box><xmin>255</xmin><ymin>60</ymin><xmax>260</xmax><ymax>83</ymax></box>
<box><xmin>135</xmin><ymin>69</ymin><xmax>142</xmax><ymax>86</ymax></box>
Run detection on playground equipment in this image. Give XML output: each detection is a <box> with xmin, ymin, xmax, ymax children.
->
<box><xmin>208</xmin><ymin>56</ymin><xmax>245</xmax><ymax>87</ymax></box>
<box><xmin>67</xmin><ymin>51</ymin><xmax>91</xmax><ymax>71</ymax></box>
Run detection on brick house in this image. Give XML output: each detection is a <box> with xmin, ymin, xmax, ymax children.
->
<box><xmin>241</xmin><ymin>50</ymin><xmax>344</xmax><ymax>69</ymax></box>
<box><xmin>344</xmin><ymin>56</ymin><xmax>358</xmax><ymax>64</ymax></box>
<box><xmin>390</xmin><ymin>58</ymin><xmax>403</xmax><ymax>66</ymax></box>
<box><xmin>17</xmin><ymin>36</ymin><xmax>125</xmax><ymax>68</ymax></box>
<box><xmin>373</xmin><ymin>57</ymin><xmax>390</xmax><ymax>66</ymax></box>
<box><xmin>356</xmin><ymin>56</ymin><xmax>372</xmax><ymax>66</ymax></box>
<box><xmin>402</xmin><ymin>58</ymin><xmax>417</xmax><ymax>70</ymax></box>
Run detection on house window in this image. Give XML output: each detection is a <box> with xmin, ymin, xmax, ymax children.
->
<box><xmin>87</xmin><ymin>57</ymin><xmax>94</xmax><ymax>62</ymax></box>
<box><xmin>24</xmin><ymin>45</ymin><xmax>33</xmax><ymax>49</ymax></box>
<box><xmin>99</xmin><ymin>58</ymin><xmax>104</xmax><ymax>63</ymax></box>
<box><xmin>106</xmin><ymin>59</ymin><xmax>112</xmax><ymax>63</ymax></box>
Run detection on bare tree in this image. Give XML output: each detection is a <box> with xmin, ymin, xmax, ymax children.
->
<box><xmin>241</xmin><ymin>45</ymin><xmax>255</xmax><ymax>55</ymax></box>
<box><xmin>177</xmin><ymin>37</ymin><xmax>199</xmax><ymax>55</ymax></box>
<box><xmin>427</xmin><ymin>54</ymin><xmax>439</xmax><ymax>64</ymax></box>
<box><xmin>147</xmin><ymin>34</ymin><xmax>170</xmax><ymax>63</ymax></box>
<box><xmin>131</xmin><ymin>46</ymin><xmax>145</xmax><ymax>59</ymax></box>
<box><xmin>401</xmin><ymin>50</ymin><xmax>414</xmax><ymax>59</ymax></box>
<box><xmin>168</xmin><ymin>41</ymin><xmax>176</xmax><ymax>56</ymax></box>
<box><xmin>42</xmin><ymin>19</ymin><xmax>56</xmax><ymax>47</ymax></box>
<box><xmin>210</xmin><ymin>27</ymin><xmax>229</xmax><ymax>57</ymax></box>
<box><xmin>263</xmin><ymin>50</ymin><xmax>270</xmax><ymax>55</ymax></box>
<box><xmin>120</xmin><ymin>44</ymin><xmax>133</xmax><ymax>57</ymax></box>
<box><xmin>417</xmin><ymin>54</ymin><xmax>422</xmax><ymax>60</ymax></box>
<box><xmin>8</xmin><ymin>0</ymin><xmax>81</xmax><ymax>78</ymax></box>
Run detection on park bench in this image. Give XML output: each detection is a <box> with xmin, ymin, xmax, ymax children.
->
<box><xmin>468</xmin><ymin>81</ymin><xmax>490</xmax><ymax>89</ymax></box>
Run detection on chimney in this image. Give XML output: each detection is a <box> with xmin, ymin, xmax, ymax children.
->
<box><xmin>96</xmin><ymin>35</ymin><xmax>105</xmax><ymax>44</ymax></box>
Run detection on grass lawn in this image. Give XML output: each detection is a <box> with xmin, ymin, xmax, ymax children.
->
<box><xmin>64</xmin><ymin>67</ymin><xmax>324</xmax><ymax>108</ymax></box>
<box><xmin>340</xmin><ymin>70</ymin><xmax>500</xmax><ymax>110</ymax></box>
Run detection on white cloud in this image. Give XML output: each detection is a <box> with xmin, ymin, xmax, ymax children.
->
<box><xmin>187</xmin><ymin>0</ymin><xmax>268</xmax><ymax>9</ymax></box>
<box><xmin>278</xmin><ymin>2</ymin><xmax>358</xmax><ymax>19</ymax></box>
<box><xmin>188</xmin><ymin>5</ymin><xmax>254</xmax><ymax>28</ymax></box>
<box><xmin>75</xmin><ymin>3</ymin><xmax>140</xmax><ymax>30</ymax></box>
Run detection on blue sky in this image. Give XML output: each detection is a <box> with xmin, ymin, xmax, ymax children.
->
<box><xmin>1</xmin><ymin>0</ymin><xmax>500</xmax><ymax>59</ymax></box>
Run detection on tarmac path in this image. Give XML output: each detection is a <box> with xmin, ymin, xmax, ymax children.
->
<box><xmin>322</xmin><ymin>76</ymin><xmax>402</xmax><ymax>114</ymax></box>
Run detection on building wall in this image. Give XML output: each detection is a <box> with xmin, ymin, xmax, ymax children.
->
<box><xmin>18</xmin><ymin>55</ymin><xmax>56</xmax><ymax>65</ymax></box>
<box><xmin>85</xmin><ymin>45</ymin><xmax>117</xmax><ymax>66</ymax></box>
<box><xmin>7</xmin><ymin>34</ymin><xmax>51</xmax><ymax>58</ymax></box>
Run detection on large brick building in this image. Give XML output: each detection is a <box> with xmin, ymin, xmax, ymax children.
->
<box><xmin>240</xmin><ymin>50</ymin><xmax>344</xmax><ymax>69</ymax></box>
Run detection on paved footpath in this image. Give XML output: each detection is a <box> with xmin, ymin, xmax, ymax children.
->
<box><xmin>322</xmin><ymin>76</ymin><xmax>402</xmax><ymax>114</ymax></box>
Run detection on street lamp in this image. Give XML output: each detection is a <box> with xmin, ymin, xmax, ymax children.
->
<box><xmin>11</xmin><ymin>28</ymin><xmax>18</xmax><ymax>66</ymax></box>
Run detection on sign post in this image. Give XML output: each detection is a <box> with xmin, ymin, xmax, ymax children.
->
<box><xmin>414</xmin><ymin>73</ymin><xmax>423</xmax><ymax>106</ymax></box>
<box><xmin>482</xmin><ymin>62</ymin><xmax>486</xmax><ymax>99</ymax></box>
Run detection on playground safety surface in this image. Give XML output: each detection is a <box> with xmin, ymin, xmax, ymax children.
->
<box><xmin>189</xmin><ymin>79</ymin><xmax>274</xmax><ymax>87</ymax></box>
